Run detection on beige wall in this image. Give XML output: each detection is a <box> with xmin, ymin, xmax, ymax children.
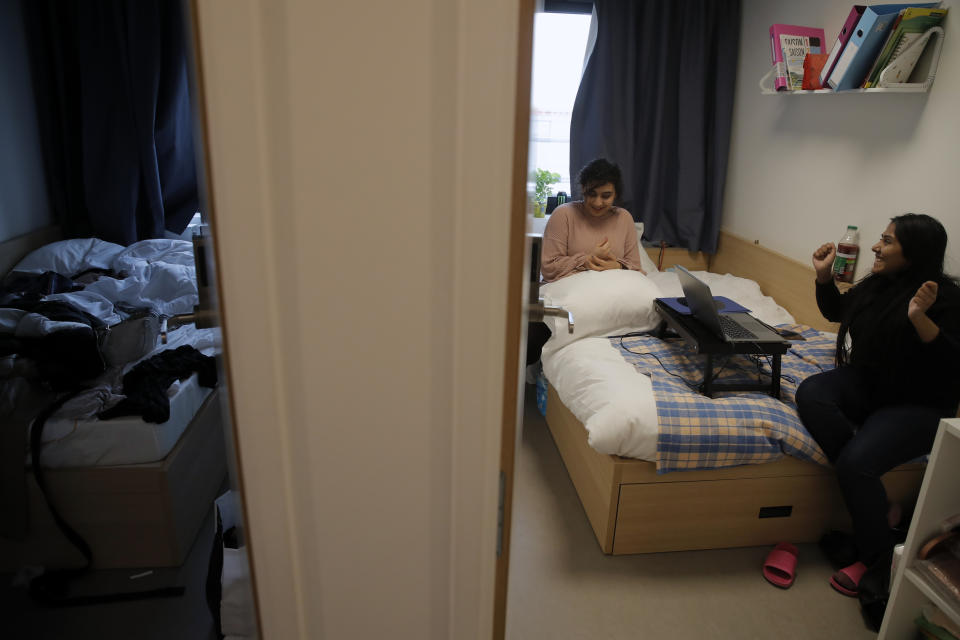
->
<box><xmin>725</xmin><ymin>0</ymin><xmax>960</xmax><ymax>279</ymax></box>
<box><xmin>193</xmin><ymin>0</ymin><xmax>520</xmax><ymax>637</ymax></box>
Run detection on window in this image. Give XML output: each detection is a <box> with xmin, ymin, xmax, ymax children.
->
<box><xmin>528</xmin><ymin>11</ymin><xmax>592</xmax><ymax>198</ymax></box>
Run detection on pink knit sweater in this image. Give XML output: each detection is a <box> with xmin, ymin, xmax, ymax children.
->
<box><xmin>540</xmin><ymin>203</ymin><xmax>646</xmax><ymax>282</ymax></box>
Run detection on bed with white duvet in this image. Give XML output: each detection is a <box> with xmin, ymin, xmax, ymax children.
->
<box><xmin>1</xmin><ymin>237</ymin><xmax>220</xmax><ymax>467</ymax></box>
<box><xmin>538</xmin><ymin>267</ymin><xmax>824</xmax><ymax>466</ymax></box>
<box><xmin>0</xmin><ymin>234</ymin><xmax>227</xmax><ymax>571</ymax></box>
<box><xmin>530</xmin><ymin>241</ymin><xmax>927</xmax><ymax>555</ymax></box>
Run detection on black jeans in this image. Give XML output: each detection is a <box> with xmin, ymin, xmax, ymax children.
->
<box><xmin>795</xmin><ymin>367</ymin><xmax>943</xmax><ymax>564</ymax></box>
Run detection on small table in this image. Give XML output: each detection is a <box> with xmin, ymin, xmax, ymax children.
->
<box><xmin>653</xmin><ymin>299</ymin><xmax>789</xmax><ymax>398</ymax></box>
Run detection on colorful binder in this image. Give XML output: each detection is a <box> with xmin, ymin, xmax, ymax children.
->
<box><xmin>769</xmin><ymin>24</ymin><xmax>827</xmax><ymax>91</ymax></box>
<box><xmin>827</xmin><ymin>2</ymin><xmax>939</xmax><ymax>91</ymax></box>
<box><xmin>820</xmin><ymin>5</ymin><xmax>865</xmax><ymax>88</ymax></box>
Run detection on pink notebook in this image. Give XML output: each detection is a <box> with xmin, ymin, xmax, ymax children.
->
<box><xmin>769</xmin><ymin>24</ymin><xmax>827</xmax><ymax>91</ymax></box>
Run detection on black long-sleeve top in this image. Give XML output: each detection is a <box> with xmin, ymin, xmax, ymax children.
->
<box><xmin>815</xmin><ymin>278</ymin><xmax>960</xmax><ymax>414</ymax></box>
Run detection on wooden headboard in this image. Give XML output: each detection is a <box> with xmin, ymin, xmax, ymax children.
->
<box><xmin>645</xmin><ymin>230</ymin><xmax>837</xmax><ymax>333</ymax></box>
<box><xmin>0</xmin><ymin>226</ymin><xmax>62</xmax><ymax>275</ymax></box>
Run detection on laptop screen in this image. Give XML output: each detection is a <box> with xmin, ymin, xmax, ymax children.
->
<box><xmin>675</xmin><ymin>265</ymin><xmax>725</xmax><ymax>338</ymax></box>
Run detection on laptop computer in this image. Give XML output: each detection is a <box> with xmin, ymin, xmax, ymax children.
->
<box><xmin>674</xmin><ymin>265</ymin><xmax>786</xmax><ymax>344</ymax></box>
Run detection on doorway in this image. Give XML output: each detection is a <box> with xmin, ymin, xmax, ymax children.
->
<box><xmin>0</xmin><ymin>2</ymin><xmax>259</xmax><ymax>638</ymax></box>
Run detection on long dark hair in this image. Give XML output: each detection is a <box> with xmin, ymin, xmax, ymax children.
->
<box><xmin>836</xmin><ymin>213</ymin><xmax>954</xmax><ymax>366</ymax></box>
<box><xmin>577</xmin><ymin>158</ymin><xmax>623</xmax><ymax>202</ymax></box>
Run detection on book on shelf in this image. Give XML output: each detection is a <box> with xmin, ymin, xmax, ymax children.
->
<box><xmin>769</xmin><ymin>24</ymin><xmax>827</xmax><ymax>90</ymax></box>
<box><xmin>820</xmin><ymin>5</ymin><xmax>866</xmax><ymax>88</ymax></box>
<box><xmin>918</xmin><ymin>603</ymin><xmax>960</xmax><ymax>640</ymax></box>
<box><xmin>915</xmin><ymin>621</ymin><xmax>959</xmax><ymax>640</ymax></box>
<box><xmin>913</xmin><ymin>541</ymin><xmax>960</xmax><ymax>608</ymax></box>
<box><xmin>827</xmin><ymin>2</ymin><xmax>940</xmax><ymax>91</ymax></box>
<box><xmin>864</xmin><ymin>6</ymin><xmax>948</xmax><ymax>88</ymax></box>
<box><xmin>862</xmin><ymin>9</ymin><xmax>907</xmax><ymax>88</ymax></box>
<box><xmin>802</xmin><ymin>53</ymin><xmax>831</xmax><ymax>89</ymax></box>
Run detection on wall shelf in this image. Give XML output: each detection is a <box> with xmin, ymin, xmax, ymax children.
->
<box><xmin>760</xmin><ymin>26</ymin><xmax>944</xmax><ymax>95</ymax></box>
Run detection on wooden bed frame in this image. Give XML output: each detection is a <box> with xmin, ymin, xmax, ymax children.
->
<box><xmin>0</xmin><ymin>226</ymin><xmax>228</xmax><ymax>569</ymax></box>
<box><xmin>544</xmin><ymin>230</ymin><xmax>927</xmax><ymax>554</ymax></box>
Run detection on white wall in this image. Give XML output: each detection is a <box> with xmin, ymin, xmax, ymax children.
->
<box><xmin>0</xmin><ymin>0</ymin><xmax>53</xmax><ymax>242</ymax></box>
<box><xmin>192</xmin><ymin>0</ymin><xmax>519</xmax><ymax>637</ymax></box>
<box><xmin>725</xmin><ymin>0</ymin><xmax>960</xmax><ymax>279</ymax></box>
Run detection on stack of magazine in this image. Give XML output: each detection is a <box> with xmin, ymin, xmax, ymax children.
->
<box><xmin>769</xmin><ymin>2</ymin><xmax>948</xmax><ymax>92</ymax></box>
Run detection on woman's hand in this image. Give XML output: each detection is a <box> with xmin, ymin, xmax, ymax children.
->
<box><xmin>908</xmin><ymin>281</ymin><xmax>940</xmax><ymax>343</ymax></box>
<box><xmin>909</xmin><ymin>281</ymin><xmax>938</xmax><ymax>319</ymax></box>
<box><xmin>812</xmin><ymin>243</ymin><xmax>836</xmax><ymax>284</ymax></box>
<box><xmin>591</xmin><ymin>238</ymin><xmax>615</xmax><ymax>260</ymax></box>
<box><xmin>586</xmin><ymin>254</ymin><xmax>621</xmax><ymax>271</ymax></box>
<box><xmin>585</xmin><ymin>237</ymin><xmax>620</xmax><ymax>270</ymax></box>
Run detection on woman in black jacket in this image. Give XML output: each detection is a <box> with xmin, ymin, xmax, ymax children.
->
<box><xmin>796</xmin><ymin>213</ymin><xmax>960</xmax><ymax>597</ymax></box>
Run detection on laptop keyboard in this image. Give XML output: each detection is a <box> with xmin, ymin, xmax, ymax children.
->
<box><xmin>718</xmin><ymin>314</ymin><xmax>758</xmax><ymax>340</ymax></box>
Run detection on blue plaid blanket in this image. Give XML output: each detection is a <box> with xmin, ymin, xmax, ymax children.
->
<box><xmin>612</xmin><ymin>325</ymin><xmax>834</xmax><ymax>473</ymax></box>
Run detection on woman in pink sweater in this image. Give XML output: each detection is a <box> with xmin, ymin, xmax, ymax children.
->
<box><xmin>540</xmin><ymin>158</ymin><xmax>646</xmax><ymax>283</ymax></box>
<box><xmin>527</xmin><ymin>159</ymin><xmax>647</xmax><ymax>371</ymax></box>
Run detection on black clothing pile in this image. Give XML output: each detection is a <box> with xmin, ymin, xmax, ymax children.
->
<box><xmin>100</xmin><ymin>345</ymin><xmax>217</xmax><ymax>423</ymax></box>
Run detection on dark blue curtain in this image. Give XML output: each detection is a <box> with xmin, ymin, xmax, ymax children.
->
<box><xmin>570</xmin><ymin>0</ymin><xmax>740</xmax><ymax>253</ymax></box>
<box><xmin>22</xmin><ymin>0</ymin><xmax>199</xmax><ymax>246</ymax></box>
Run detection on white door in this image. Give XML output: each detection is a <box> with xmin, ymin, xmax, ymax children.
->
<box><xmin>190</xmin><ymin>0</ymin><xmax>529</xmax><ymax>637</ymax></box>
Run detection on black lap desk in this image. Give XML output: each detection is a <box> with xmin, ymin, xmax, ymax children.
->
<box><xmin>653</xmin><ymin>299</ymin><xmax>789</xmax><ymax>398</ymax></box>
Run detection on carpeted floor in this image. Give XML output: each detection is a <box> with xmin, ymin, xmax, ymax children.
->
<box><xmin>505</xmin><ymin>386</ymin><xmax>877</xmax><ymax>640</ymax></box>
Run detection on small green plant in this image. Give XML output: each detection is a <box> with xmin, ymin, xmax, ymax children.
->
<box><xmin>532</xmin><ymin>168</ymin><xmax>561</xmax><ymax>218</ymax></box>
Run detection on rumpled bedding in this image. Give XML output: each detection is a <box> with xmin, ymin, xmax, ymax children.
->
<box><xmin>539</xmin><ymin>268</ymin><xmax>834</xmax><ymax>469</ymax></box>
<box><xmin>615</xmin><ymin>325</ymin><xmax>832</xmax><ymax>473</ymax></box>
<box><xmin>1</xmin><ymin>237</ymin><xmax>219</xmax><ymax>539</ymax></box>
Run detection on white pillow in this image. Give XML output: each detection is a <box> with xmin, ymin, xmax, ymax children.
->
<box><xmin>12</xmin><ymin>238</ymin><xmax>126</xmax><ymax>277</ymax></box>
<box><xmin>634</xmin><ymin>221</ymin><xmax>660</xmax><ymax>274</ymax></box>
<box><xmin>540</xmin><ymin>269</ymin><xmax>663</xmax><ymax>354</ymax></box>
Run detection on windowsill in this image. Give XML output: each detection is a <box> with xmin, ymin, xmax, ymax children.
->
<box><xmin>527</xmin><ymin>213</ymin><xmax>550</xmax><ymax>236</ymax></box>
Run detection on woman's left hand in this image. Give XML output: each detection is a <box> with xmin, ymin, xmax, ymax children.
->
<box><xmin>908</xmin><ymin>281</ymin><xmax>941</xmax><ymax>343</ymax></box>
<box><xmin>908</xmin><ymin>281</ymin><xmax>938</xmax><ymax>320</ymax></box>
<box><xmin>586</xmin><ymin>254</ymin><xmax>621</xmax><ymax>271</ymax></box>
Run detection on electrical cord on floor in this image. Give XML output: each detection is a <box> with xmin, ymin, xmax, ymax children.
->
<box><xmin>29</xmin><ymin>393</ymin><xmax>186</xmax><ymax>607</ymax></box>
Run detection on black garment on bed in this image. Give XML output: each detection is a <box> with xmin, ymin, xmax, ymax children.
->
<box><xmin>99</xmin><ymin>345</ymin><xmax>217</xmax><ymax>423</ymax></box>
<box><xmin>0</xmin><ymin>271</ymin><xmax>84</xmax><ymax>306</ymax></box>
<box><xmin>0</xmin><ymin>300</ymin><xmax>107</xmax><ymax>390</ymax></box>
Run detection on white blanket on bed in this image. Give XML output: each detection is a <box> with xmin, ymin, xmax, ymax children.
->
<box><xmin>52</xmin><ymin>239</ymin><xmax>198</xmax><ymax>324</ymax></box>
<box><xmin>7</xmin><ymin>238</ymin><xmax>221</xmax><ymax>467</ymax></box>
<box><xmin>539</xmin><ymin>269</ymin><xmax>797</xmax><ymax>461</ymax></box>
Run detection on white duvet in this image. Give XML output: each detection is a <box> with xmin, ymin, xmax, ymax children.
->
<box><xmin>7</xmin><ymin>238</ymin><xmax>222</xmax><ymax>466</ymax></box>
<box><xmin>539</xmin><ymin>269</ymin><xmax>796</xmax><ymax>461</ymax></box>
<box><xmin>11</xmin><ymin>237</ymin><xmax>200</xmax><ymax>325</ymax></box>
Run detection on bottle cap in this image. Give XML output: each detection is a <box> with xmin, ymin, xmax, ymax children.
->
<box><xmin>847</xmin><ymin>225</ymin><xmax>857</xmax><ymax>230</ymax></box>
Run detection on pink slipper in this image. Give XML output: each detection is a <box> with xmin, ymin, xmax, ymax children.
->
<box><xmin>830</xmin><ymin>561</ymin><xmax>867</xmax><ymax>597</ymax></box>
<box><xmin>763</xmin><ymin>542</ymin><xmax>798</xmax><ymax>588</ymax></box>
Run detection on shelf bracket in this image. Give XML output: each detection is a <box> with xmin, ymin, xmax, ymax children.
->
<box><xmin>759</xmin><ymin>67</ymin><xmax>776</xmax><ymax>94</ymax></box>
